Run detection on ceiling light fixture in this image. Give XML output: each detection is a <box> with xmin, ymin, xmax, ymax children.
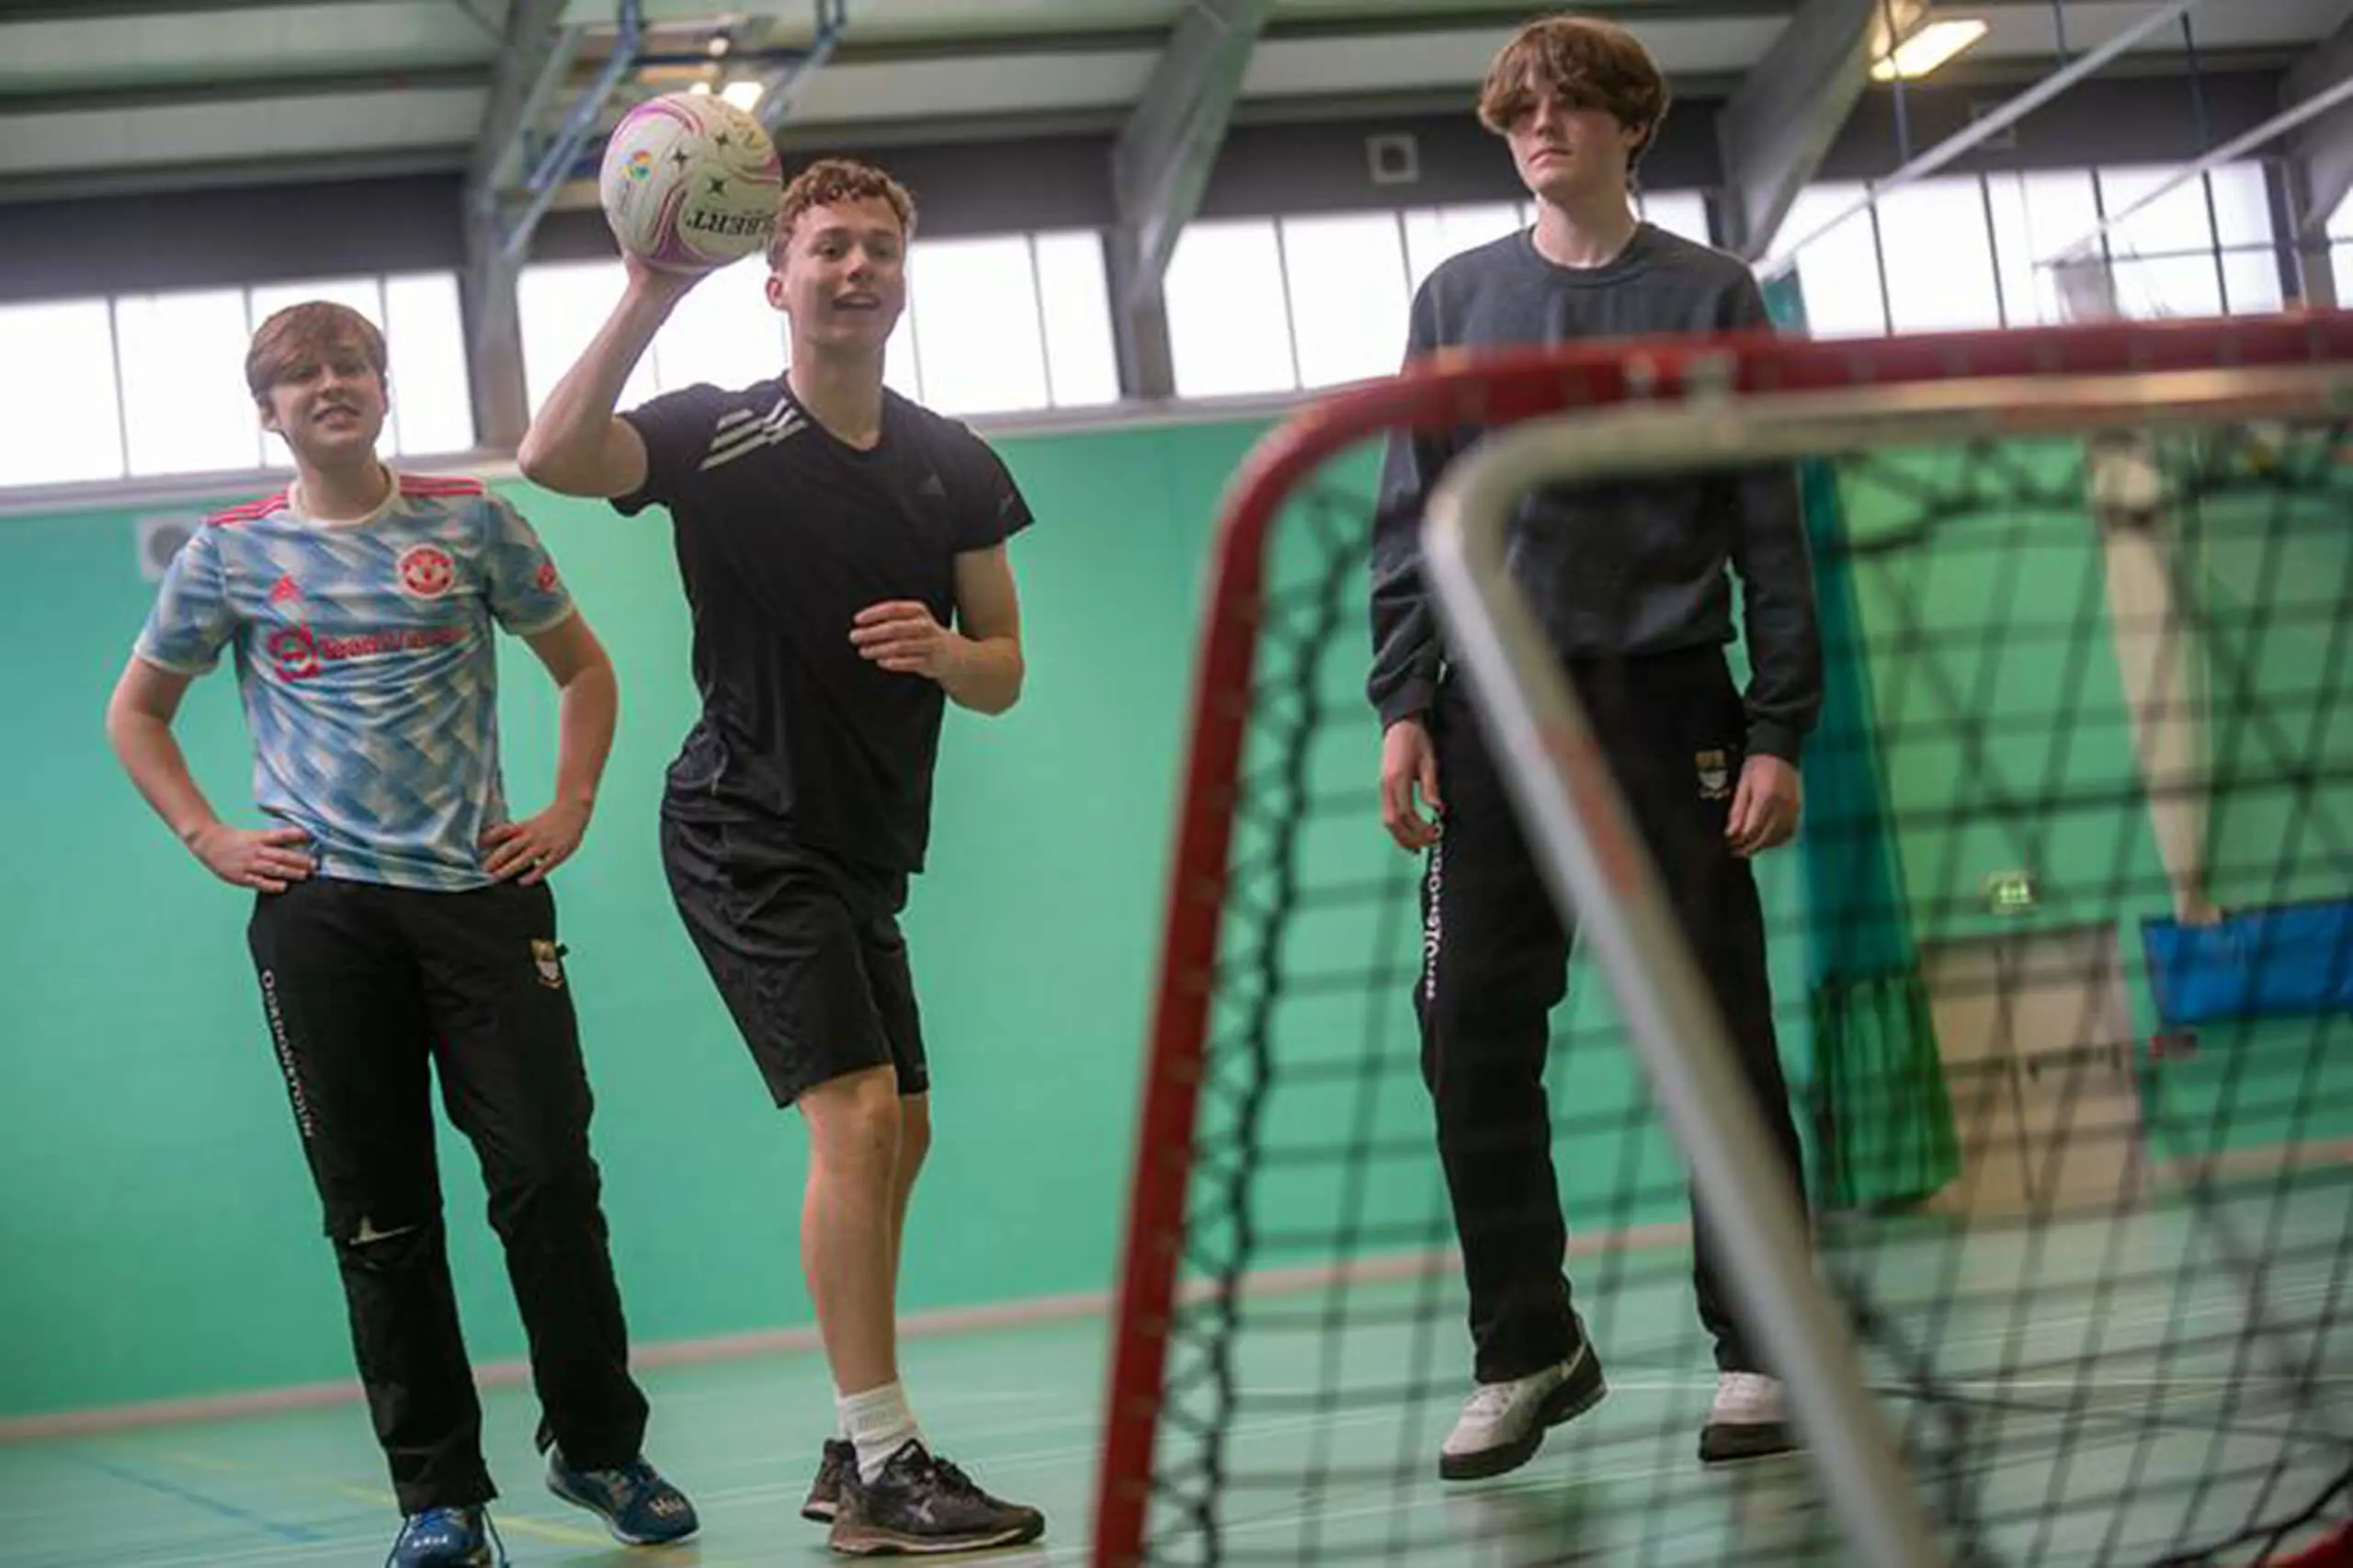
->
<box><xmin>1871</xmin><ymin>17</ymin><xmax>1991</xmax><ymax>81</ymax></box>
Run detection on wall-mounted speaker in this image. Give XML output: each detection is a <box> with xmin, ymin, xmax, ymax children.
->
<box><xmin>136</xmin><ymin>515</ymin><xmax>199</xmax><ymax>584</ymax></box>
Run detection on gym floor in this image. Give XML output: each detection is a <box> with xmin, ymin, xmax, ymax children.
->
<box><xmin>5</xmin><ymin>1176</ymin><xmax>2343</xmax><ymax>1567</ymax></box>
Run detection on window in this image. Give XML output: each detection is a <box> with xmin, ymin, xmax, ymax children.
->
<box><xmin>652</xmin><ymin>260</ymin><xmax>786</xmax><ymax>396</ymax></box>
<box><xmin>517</xmin><ymin>235</ymin><xmax>1118</xmax><ymax>419</ymax></box>
<box><xmin>1769</xmin><ymin>163</ymin><xmax>2286</xmax><ymax>336</ymax></box>
<box><xmin>1990</xmin><ymin>164</ymin><xmax>2282</xmax><ymax>323</ymax></box>
<box><xmin>1987</xmin><ymin>169</ymin><xmax>2107</xmax><ymax>324</ymax></box>
<box><xmin>246</xmin><ymin>276</ymin><xmax>383</xmax><ymax>328</ymax></box>
<box><xmin>907</xmin><ymin>236</ymin><xmax>1051</xmax><ymax>415</ymax></box>
<box><xmin>1403</xmin><ymin>202</ymin><xmax>1523</xmax><ymax>290</ymax></box>
<box><xmin>518</xmin><ymin>262</ymin><xmax>660</xmax><ymax>417</ymax></box>
<box><xmin>2097</xmin><ymin>162</ymin><xmax>2280</xmax><ymax>318</ymax></box>
<box><xmin>1873</xmin><ymin>176</ymin><xmax>2005</xmax><ymax>332</ymax></box>
<box><xmin>0</xmin><ymin>300</ymin><xmax>124</xmax><ymax>486</ymax></box>
<box><xmin>1165</xmin><ymin>220</ymin><xmax>1298</xmax><ymax>398</ymax></box>
<box><xmin>883</xmin><ymin>310</ymin><xmax>921</xmax><ymax>401</ymax></box>
<box><xmin>0</xmin><ymin>270</ymin><xmax>478</xmax><ymax>489</ymax></box>
<box><xmin>1171</xmin><ymin>193</ymin><xmax>1722</xmax><ymax>393</ymax></box>
<box><xmin>1638</xmin><ymin>188</ymin><xmax>1712</xmax><ymax>247</ymax></box>
<box><xmin>1279</xmin><ymin>212</ymin><xmax>1412</xmax><ymax>389</ymax></box>
<box><xmin>1770</xmin><ymin>184</ymin><xmax>1890</xmax><ymax>338</ymax></box>
<box><xmin>381</xmin><ymin>273</ymin><xmax>475</xmax><ymax>458</ymax></box>
<box><xmin>1031</xmin><ymin>231</ymin><xmax>1120</xmax><ymax>408</ymax></box>
<box><xmin>2334</xmin><ymin>188</ymin><xmax>2353</xmax><ymax>303</ymax></box>
<box><xmin>114</xmin><ymin>289</ymin><xmax>261</xmax><ymax>477</ymax></box>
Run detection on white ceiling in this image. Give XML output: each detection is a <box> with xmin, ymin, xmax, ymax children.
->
<box><xmin>0</xmin><ymin>0</ymin><xmax>2344</xmax><ymax>192</ymax></box>
<box><xmin>595</xmin><ymin>0</ymin><xmax>1756</xmax><ymax>40</ymax></box>
<box><xmin>0</xmin><ymin>2</ymin><xmax>503</xmax><ymax>96</ymax></box>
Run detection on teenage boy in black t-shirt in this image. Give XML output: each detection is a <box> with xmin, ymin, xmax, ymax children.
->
<box><xmin>520</xmin><ymin>157</ymin><xmax>1043</xmax><ymax>1557</ymax></box>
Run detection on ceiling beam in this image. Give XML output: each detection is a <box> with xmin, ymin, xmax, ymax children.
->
<box><xmin>2285</xmin><ymin>8</ymin><xmax>2353</xmax><ymax>234</ymax></box>
<box><xmin>0</xmin><ymin>0</ymin><xmax>413</xmax><ymax>17</ymax></box>
<box><xmin>0</xmin><ymin>147</ymin><xmax>465</xmax><ymax>206</ymax></box>
<box><xmin>1260</xmin><ymin>1</ymin><xmax>1793</xmax><ymax>42</ymax></box>
<box><xmin>1113</xmin><ymin>0</ymin><xmax>1274</xmax><ymax>297</ymax></box>
<box><xmin>0</xmin><ymin>66</ymin><xmax>489</xmax><ymax>114</ymax></box>
<box><xmin>466</xmin><ymin>0</ymin><xmax>580</xmax><ymax>204</ymax></box>
<box><xmin>1714</xmin><ymin>0</ymin><xmax>1926</xmax><ymax>258</ymax></box>
<box><xmin>1106</xmin><ymin>0</ymin><xmax>1275</xmax><ymax>399</ymax></box>
<box><xmin>745</xmin><ymin>0</ymin><xmax>848</xmax><ymax>139</ymax></box>
<box><xmin>464</xmin><ymin>0</ymin><xmax>578</xmax><ymax>452</ymax></box>
<box><xmin>619</xmin><ymin>0</ymin><xmax>1774</xmax><ymax>70</ymax></box>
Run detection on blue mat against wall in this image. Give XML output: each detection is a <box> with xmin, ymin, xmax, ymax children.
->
<box><xmin>2143</xmin><ymin>900</ymin><xmax>2353</xmax><ymax>1027</ymax></box>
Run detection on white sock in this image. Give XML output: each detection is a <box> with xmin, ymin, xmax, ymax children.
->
<box><xmin>838</xmin><ymin>1382</ymin><xmax>921</xmax><ymax>1483</ymax></box>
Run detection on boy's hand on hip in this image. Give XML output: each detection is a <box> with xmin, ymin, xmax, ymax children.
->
<box><xmin>191</xmin><ymin>824</ymin><xmax>314</xmax><ymax>892</ymax></box>
<box><xmin>483</xmin><ymin>801</ymin><xmax>590</xmax><ymax>885</ymax></box>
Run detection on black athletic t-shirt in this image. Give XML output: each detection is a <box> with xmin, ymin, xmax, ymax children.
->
<box><xmin>615</xmin><ymin>380</ymin><xmax>1033</xmax><ymax>874</ymax></box>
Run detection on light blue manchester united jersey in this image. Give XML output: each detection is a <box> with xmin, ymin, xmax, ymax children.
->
<box><xmin>134</xmin><ymin>472</ymin><xmax>576</xmax><ymax>892</ymax></box>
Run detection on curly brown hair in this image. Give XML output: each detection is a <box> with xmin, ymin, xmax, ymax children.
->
<box><xmin>1477</xmin><ymin>14</ymin><xmax>1671</xmax><ymax>167</ymax></box>
<box><xmin>767</xmin><ymin>157</ymin><xmax>919</xmax><ymax>268</ymax></box>
<box><xmin>244</xmin><ymin>301</ymin><xmax>388</xmax><ymax>402</ymax></box>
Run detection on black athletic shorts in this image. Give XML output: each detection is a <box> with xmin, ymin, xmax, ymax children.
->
<box><xmin>660</xmin><ymin>812</ymin><xmax>928</xmax><ymax>1107</ymax></box>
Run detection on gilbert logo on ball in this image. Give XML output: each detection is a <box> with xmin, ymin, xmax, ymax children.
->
<box><xmin>599</xmin><ymin>91</ymin><xmax>783</xmax><ymax>272</ymax></box>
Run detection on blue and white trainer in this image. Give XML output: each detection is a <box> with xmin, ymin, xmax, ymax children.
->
<box><xmin>388</xmin><ymin>1506</ymin><xmax>501</xmax><ymax>1567</ymax></box>
<box><xmin>545</xmin><ymin>1449</ymin><xmax>700</xmax><ymax>1546</ymax></box>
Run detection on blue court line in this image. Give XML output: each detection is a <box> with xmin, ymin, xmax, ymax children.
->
<box><xmin>67</xmin><ymin>1451</ymin><xmax>324</xmax><ymax>1543</ymax></box>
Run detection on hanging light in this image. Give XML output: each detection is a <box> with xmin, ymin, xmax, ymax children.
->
<box><xmin>1871</xmin><ymin>18</ymin><xmax>1992</xmax><ymax>81</ymax></box>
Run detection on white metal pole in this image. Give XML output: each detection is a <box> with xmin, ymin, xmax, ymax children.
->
<box><xmin>2041</xmin><ymin>71</ymin><xmax>2353</xmax><ymax>267</ymax></box>
<box><xmin>1759</xmin><ymin>0</ymin><xmax>2214</xmax><ymax>277</ymax></box>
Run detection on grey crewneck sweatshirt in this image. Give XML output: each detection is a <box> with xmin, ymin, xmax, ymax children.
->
<box><xmin>1367</xmin><ymin>222</ymin><xmax>1823</xmax><ymax>763</ymax></box>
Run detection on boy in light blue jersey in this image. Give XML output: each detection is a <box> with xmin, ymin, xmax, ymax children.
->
<box><xmin>142</xmin><ymin>470</ymin><xmax>572</xmax><ymax>890</ymax></box>
<box><xmin>105</xmin><ymin>301</ymin><xmax>697</xmax><ymax>1567</ymax></box>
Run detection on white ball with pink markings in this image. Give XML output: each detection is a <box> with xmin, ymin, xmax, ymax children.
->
<box><xmin>599</xmin><ymin>91</ymin><xmax>783</xmax><ymax>272</ymax></box>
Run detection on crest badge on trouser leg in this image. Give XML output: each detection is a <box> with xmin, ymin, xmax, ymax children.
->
<box><xmin>530</xmin><ymin>937</ymin><xmax>566</xmax><ymax>989</ymax></box>
<box><xmin>1696</xmin><ymin>749</ymin><xmax>1732</xmax><ymax>801</ymax></box>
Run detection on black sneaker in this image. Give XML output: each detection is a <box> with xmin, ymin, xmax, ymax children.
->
<box><xmin>803</xmin><ymin>1438</ymin><xmax>854</xmax><ymax>1523</ymax></box>
<box><xmin>828</xmin><ymin>1441</ymin><xmax>1045</xmax><ymax>1556</ymax></box>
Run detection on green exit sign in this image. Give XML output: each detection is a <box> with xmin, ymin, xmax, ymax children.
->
<box><xmin>1985</xmin><ymin>869</ymin><xmax>2038</xmax><ymax>915</ymax></box>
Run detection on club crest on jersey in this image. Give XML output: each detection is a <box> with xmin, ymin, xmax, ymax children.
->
<box><xmin>397</xmin><ymin>544</ymin><xmax>457</xmax><ymax>600</ymax></box>
<box><xmin>1697</xmin><ymin>749</ymin><xmax>1731</xmax><ymax>800</ymax></box>
<box><xmin>530</xmin><ymin>938</ymin><xmax>565</xmax><ymax>990</ymax></box>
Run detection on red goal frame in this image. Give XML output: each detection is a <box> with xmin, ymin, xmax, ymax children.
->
<box><xmin>1089</xmin><ymin>312</ymin><xmax>2353</xmax><ymax>1568</ymax></box>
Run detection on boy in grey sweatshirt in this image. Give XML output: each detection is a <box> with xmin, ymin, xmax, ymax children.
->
<box><xmin>1370</xmin><ymin>11</ymin><xmax>1821</xmax><ymax>1479</ymax></box>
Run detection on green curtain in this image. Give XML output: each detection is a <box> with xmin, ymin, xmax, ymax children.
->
<box><xmin>1762</xmin><ymin>274</ymin><xmax>1962</xmax><ymax>1210</ymax></box>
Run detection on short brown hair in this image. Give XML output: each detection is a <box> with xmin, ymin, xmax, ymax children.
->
<box><xmin>244</xmin><ymin>301</ymin><xmax>387</xmax><ymax>402</ymax></box>
<box><xmin>1477</xmin><ymin>14</ymin><xmax>1671</xmax><ymax>166</ymax></box>
<box><xmin>767</xmin><ymin>157</ymin><xmax>919</xmax><ymax>268</ymax></box>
